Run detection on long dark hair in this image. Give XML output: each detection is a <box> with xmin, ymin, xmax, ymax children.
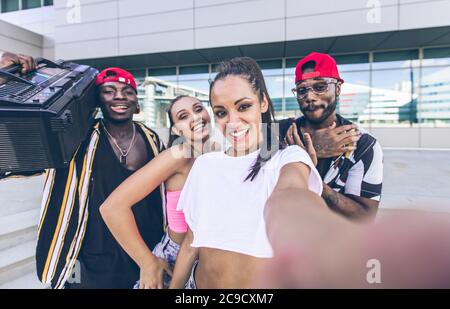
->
<box><xmin>167</xmin><ymin>95</ymin><xmax>190</xmax><ymax>147</ymax></box>
<box><xmin>209</xmin><ymin>57</ymin><xmax>285</xmax><ymax>181</ymax></box>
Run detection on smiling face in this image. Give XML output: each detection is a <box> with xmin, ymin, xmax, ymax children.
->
<box><xmin>99</xmin><ymin>81</ymin><xmax>138</xmax><ymax>123</ymax></box>
<box><xmin>170</xmin><ymin>96</ymin><xmax>211</xmax><ymax>145</ymax></box>
<box><xmin>210</xmin><ymin>75</ymin><xmax>268</xmax><ymax>156</ymax></box>
<box><xmin>295</xmin><ymin>75</ymin><xmax>341</xmax><ymax>125</ymax></box>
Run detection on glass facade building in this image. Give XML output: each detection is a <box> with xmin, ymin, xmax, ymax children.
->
<box><xmin>126</xmin><ymin>47</ymin><xmax>450</xmax><ymax>129</ymax></box>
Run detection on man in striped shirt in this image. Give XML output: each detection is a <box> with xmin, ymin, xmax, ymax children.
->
<box><xmin>280</xmin><ymin>52</ymin><xmax>383</xmax><ymax>220</ymax></box>
<box><xmin>1</xmin><ymin>53</ymin><xmax>167</xmax><ymax>288</ymax></box>
<box><xmin>38</xmin><ymin>67</ymin><xmax>168</xmax><ymax>289</ymax></box>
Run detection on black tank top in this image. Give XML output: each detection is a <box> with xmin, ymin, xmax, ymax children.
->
<box><xmin>66</xmin><ymin>125</ymin><xmax>164</xmax><ymax>289</ymax></box>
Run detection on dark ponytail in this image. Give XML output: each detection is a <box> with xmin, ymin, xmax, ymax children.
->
<box><xmin>167</xmin><ymin>95</ymin><xmax>189</xmax><ymax>147</ymax></box>
<box><xmin>209</xmin><ymin>57</ymin><xmax>286</xmax><ymax>181</ymax></box>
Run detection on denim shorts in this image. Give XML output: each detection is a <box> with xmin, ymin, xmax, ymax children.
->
<box><xmin>133</xmin><ymin>233</ymin><xmax>181</xmax><ymax>289</ymax></box>
<box><xmin>185</xmin><ymin>260</ymin><xmax>199</xmax><ymax>289</ymax></box>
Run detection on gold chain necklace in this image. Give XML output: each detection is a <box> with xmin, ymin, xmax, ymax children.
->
<box><xmin>102</xmin><ymin>120</ymin><xmax>137</xmax><ymax>165</ymax></box>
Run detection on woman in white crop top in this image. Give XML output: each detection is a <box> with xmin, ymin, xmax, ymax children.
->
<box><xmin>100</xmin><ymin>95</ymin><xmax>218</xmax><ymax>289</ymax></box>
<box><xmin>169</xmin><ymin>57</ymin><xmax>326</xmax><ymax>289</ymax></box>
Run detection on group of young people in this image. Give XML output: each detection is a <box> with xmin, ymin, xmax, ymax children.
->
<box><xmin>0</xmin><ymin>51</ymin><xmax>384</xmax><ymax>289</ymax></box>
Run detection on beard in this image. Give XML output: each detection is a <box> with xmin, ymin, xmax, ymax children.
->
<box><xmin>300</xmin><ymin>97</ymin><xmax>338</xmax><ymax>125</ymax></box>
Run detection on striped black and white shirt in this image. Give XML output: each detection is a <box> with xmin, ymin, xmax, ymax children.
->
<box><xmin>279</xmin><ymin>114</ymin><xmax>383</xmax><ymax>201</ymax></box>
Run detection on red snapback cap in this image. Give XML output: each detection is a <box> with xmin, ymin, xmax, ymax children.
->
<box><xmin>295</xmin><ymin>52</ymin><xmax>344</xmax><ymax>84</ymax></box>
<box><xmin>95</xmin><ymin>67</ymin><xmax>137</xmax><ymax>92</ymax></box>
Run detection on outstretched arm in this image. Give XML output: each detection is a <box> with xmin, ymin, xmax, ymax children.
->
<box><xmin>261</xmin><ymin>163</ymin><xmax>358</xmax><ymax>288</ymax></box>
<box><xmin>264</xmin><ymin>162</ymin><xmax>333</xmax><ymax>252</ymax></box>
<box><xmin>262</xmin><ymin>188</ymin><xmax>450</xmax><ymax>288</ymax></box>
<box><xmin>100</xmin><ymin>146</ymin><xmax>188</xmax><ymax>288</ymax></box>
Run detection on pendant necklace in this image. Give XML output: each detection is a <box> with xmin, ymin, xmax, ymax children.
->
<box><xmin>102</xmin><ymin>120</ymin><xmax>137</xmax><ymax>165</ymax></box>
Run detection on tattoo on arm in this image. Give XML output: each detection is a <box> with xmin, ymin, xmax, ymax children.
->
<box><xmin>322</xmin><ymin>186</ymin><xmax>341</xmax><ymax>211</ymax></box>
<box><xmin>321</xmin><ymin>183</ymin><xmax>376</xmax><ymax>219</ymax></box>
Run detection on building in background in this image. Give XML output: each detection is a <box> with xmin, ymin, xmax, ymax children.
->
<box><xmin>135</xmin><ymin>76</ymin><xmax>209</xmax><ymax>128</ymax></box>
<box><xmin>0</xmin><ymin>0</ymin><xmax>54</xmax><ymax>58</ymax></box>
<box><xmin>1</xmin><ymin>0</ymin><xmax>450</xmax><ymax>147</ymax></box>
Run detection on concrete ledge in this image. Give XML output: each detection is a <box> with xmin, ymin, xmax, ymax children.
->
<box><xmin>370</xmin><ymin>127</ymin><xmax>450</xmax><ymax>149</ymax></box>
<box><xmin>0</xmin><ymin>270</ymin><xmax>47</xmax><ymax>289</ymax></box>
<box><xmin>0</xmin><ymin>240</ymin><xmax>36</xmax><ymax>286</ymax></box>
<box><xmin>0</xmin><ymin>209</ymin><xmax>39</xmax><ymax>238</ymax></box>
<box><xmin>0</xmin><ymin>20</ymin><xmax>43</xmax><ymax>56</ymax></box>
<box><xmin>0</xmin><ymin>175</ymin><xmax>45</xmax><ymax>217</ymax></box>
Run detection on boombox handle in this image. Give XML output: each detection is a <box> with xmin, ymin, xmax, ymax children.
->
<box><xmin>0</xmin><ymin>57</ymin><xmax>63</xmax><ymax>86</ymax></box>
<box><xmin>0</xmin><ymin>68</ymin><xmax>34</xmax><ymax>86</ymax></box>
<box><xmin>34</xmin><ymin>57</ymin><xmax>63</xmax><ymax>69</ymax></box>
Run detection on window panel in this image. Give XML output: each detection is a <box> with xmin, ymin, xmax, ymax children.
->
<box><xmin>125</xmin><ymin>54</ymin><xmax>450</xmax><ymax>132</ymax></box>
<box><xmin>370</xmin><ymin>67</ymin><xmax>419</xmax><ymax>127</ymax></box>
<box><xmin>424</xmin><ymin>47</ymin><xmax>450</xmax><ymax>60</ymax></box>
<box><xmin>419</xmin><ymin>66</ymin><xmax>450</xmax><ymax>127</ymax></box>
<box><xmin>1</xmin><ymin>0</ymin><xmax>19</xmax><ymax>12</ymax></box>
<box><xmin>338</xmin><ymin>71</ymin><xmax>370</xmax><ymax>124</ymax></box>
<box><xmin>22</xmin><ymin>0</ymin><xmax>41</xmax><ymax>9</ymax></box>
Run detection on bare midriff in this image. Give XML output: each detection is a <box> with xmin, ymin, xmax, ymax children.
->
<box><xmin>194</xmin><ymin>247</ymin><xmax>270</xmax><ymax>288</ymax></box>
<box><xmin>168</xmin><ymin>229</ymin><xmax>186</xmax><ymax>246</ymax></box>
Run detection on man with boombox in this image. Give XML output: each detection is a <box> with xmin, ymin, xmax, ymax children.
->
<box><xmin>1</xmin><ymin>52</ymin><xmax>168</xmax><ymax>289</ymax></box>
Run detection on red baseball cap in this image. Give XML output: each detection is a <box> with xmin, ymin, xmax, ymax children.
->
<box><xmin>295</xmin><ymin>52</ymin><xmax>344</xmax><ymax>84</ymax></box>
<box><xmin>95</xmin><ymin>67</ymin><xmax>137</xmax><ymax>92</ymax></box>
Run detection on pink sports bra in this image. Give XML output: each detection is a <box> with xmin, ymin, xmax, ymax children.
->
<box><xmin>166</xmin><ymin>190</ymin><xmax>188</xmax><ymax>233</ymax></box>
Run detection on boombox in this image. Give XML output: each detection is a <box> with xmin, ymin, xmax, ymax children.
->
<box><xmin>0</xmin><ymin>58</ymin><xmax>98</xmax><ymax>173</ymax></box>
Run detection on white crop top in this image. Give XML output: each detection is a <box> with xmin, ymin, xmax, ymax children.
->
<box><xmin>177</xmin><ymin>145</ymin><xmax>323</xmax><ymax>258</ymax></box>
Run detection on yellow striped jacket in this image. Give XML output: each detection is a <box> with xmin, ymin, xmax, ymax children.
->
<box><xmin>36</xmin><ymin>120</ymin><xmax>166</xmax><ymax>289</ymax></box>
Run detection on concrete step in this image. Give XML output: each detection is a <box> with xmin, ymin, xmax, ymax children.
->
<box><xmin>0</xmin><ymin>208</ymin><xmax>39</xmax><ymax>251</ymax></box>
<box><xmin>0</xmin><ymin>240</ymin><xmax>36</xmax><ymax>286</ymax></box>
<box><xmin>0</xmin><ymin>226</ymin><xmax>37</xmax><ymax>252</ymax></box>
<box><xmin>0</xmin><ymin>175</ymin><xmax>44</xmax><ymax>288</ymax></box>
<box><xmin>0</xmin><ymin>270</ymin><xmax>48</xmax><ymax>289</ymax></box>
<box><xmin>0</xmin><ymin>175</ymin><xmax>44</xmax><ymax>217</ymax></box>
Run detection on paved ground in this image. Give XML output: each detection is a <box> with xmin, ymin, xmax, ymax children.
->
<box><xmin>2</xmin><ymin>149</ymin><xmax>449</xmax><ymax>213</ymax></box>
<box><xmin>0</xmin><ymin>149</ymin><xmax>449</xmax><ymax>288</ymax></box>
<box><xmin>381</xmin><ymin>149</ymin><xmax>450</xmax><ymax>213</ymax></box>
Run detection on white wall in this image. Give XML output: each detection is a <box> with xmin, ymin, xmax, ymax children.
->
<box><xmin>0</xmin><ymin>20</ymin><xmax>43</xmax><ymax>56</ymax></box>
<box><xmin>369</xmin><ymin>127</ymin><xmax>450</xmax><ymax>149</ymax></box>
<box><xmin>52</xmin><ymin>0</ymin><xmax>450</xmax><ymax>60</ymax></box>
<box><xmin>0</xmin><ymin>6</ymin><xmax>55</xmax><ymax>59</ymax></box>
